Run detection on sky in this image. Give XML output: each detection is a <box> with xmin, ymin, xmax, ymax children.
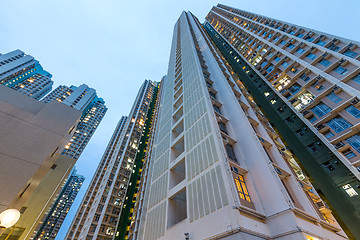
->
<box><xmin>0</xmin><ymin>0</ymin><xmax>360</xmax><ymax>239</ymax></box>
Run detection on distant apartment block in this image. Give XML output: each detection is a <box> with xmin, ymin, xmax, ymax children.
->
<box><xmin>0</xmin><ymin>49</ymin><xmax>53</xmax><ymax>99</ymax></box>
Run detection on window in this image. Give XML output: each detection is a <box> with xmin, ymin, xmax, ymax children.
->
<box><xmin>311</xmin><ymin>103</ymin><xmax>331</xmax><ymax>117</ymax></box>
<box><xmin>306</xmin><ymin>53</ymin><xmax>317</xmax><ymax>60</ymax></box>
<box><xmin>288</xmin><ymin>83</ymin><xmax>301</xmax><ymax>94</ymax></box>
<box><xmin>327</xmin><ymin>117</ymin><xmax>352</xmax><ymax>133</ymax></box>
<box><xmin>308</xmin><ymin>143</ymin><xmax>318</xmax><ymax>152</ymax></box>
<box><xmin>319</xmin><ymin>59</ymin><xmax>331</xmax><ymax>67</ymax></box>
<box><xmin>346</xmin><ymin>105</ymin><xmax>360</xmax><ymax>118</ymax></box>
<box><xmin>267</xmin><ymin>65</ymin><xmax>274</xmax><ymax>72</ymax></box>
<box><xmin>328</xmin><ymin>44</ymin><xmax>339</xmax><ymax>52</ymax></box>
<box><xmin>346</xmin><ymin>134</ymin><xmax>360</xmax><ymax>153</ymax></box>
<box><xmin>317</xmin><ymin>40</ymin><xmax>326</xmax><ymax>46</ymax></box>
<box><xmin>288</xmin><ymin>44</ymin><xmax>295</xmax><ymax>49</ymax></box>
<box><xmin>274</xmin><ymin>37</ymin><xmax>280</xmax><ymax>41</ymax></box>
<box><xmin>327</xmin><ymin>92</ymin><xmax>342</xmax><ymax>103</ymax></box>
<box><xmin>234</xmin><ymin>175</ymin><xmax>251</xmax><ymax>202</ymax></box>
<box><xmin>323</xmin><ymin>161</ymin><xmax>335</xmax><ymax>171</ymax></box>
<box><xmin>309</xmin><ymin>116</ymin><xmax>317</xmax><ymax>123</ymax></box>
<box><xmin>300</xmin><ymin>73</ymin><xmax>310</xmax><ymax>82</ymax></box>
<box><xmin>305</xmin><ymin>37</ymin><xmax>314</xmax><ymax>42</ymax></box>
<box><xmin>225</xmin><ymin>143</ymin><xmax>237</xmax><ymax>162</ymax></box>
<box><xmin>274</xmin><ymin>56</ymin><xmax>280</xmax><ymax>62</ymax></box>
<box><xmin>334</xmin><ymin>66</ymin><xmax>349</xmax><ymax>75</ymax></box>
<box><xmin>342</xmin><ymin>149</ymin><xmax>356</xmax><ymax>159</ymax></box>
<box><xmin>352</xmin><ymin>74</ymin><xmax>360</xmax><ymax>84</ymax></box>
<box><xmin>342</xmin><ymin>184</ymin><xmax>358</xmax><ymax>197</ymax></box>
<box><xmin>298</xmin><ymin>33</ymin><xmax>304</xmax><ymax>38</ymax></box>
<box><xmin>343</xmin><ymin>49</ymin><xmax>358</xmax><ymax>58</ymax></box>
<box><xmin>311</xmin><ymin>81</ymin><xmax>324</xmax><ymax>91</ymax></box>
<box><xmin>281</xmin><ymin>40</ymin><xmax>287</xmax><ymax>45</ymax></box>
<box><xmin>296</xmin><ymin>48</ymin><xmax>305</xmax><ymax>54</ymax></box>
<box><xmin>290</xmin><ymin>67</ymin><xmax>298</xmax><ymax>74</ymax></box>
<box><xmin>260</xmin><ymin>61</ymin><xmax>268</xmax><ymax>67</ymax></box>
<box><xmin>271</xmin><ymin>99</ymin><xmax>277</xmax><ymax>104</ymax></box>
<box><xmin>281</xmin><ymin>62</ymin><xmax>289</xmax><ymax>67</ymax></box>
<box><xmin>324</xmin><ymin>130</ymin><xmax>334</xmax><ymax>139</ymax></box>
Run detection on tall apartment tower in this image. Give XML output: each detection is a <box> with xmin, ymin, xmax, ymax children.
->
<box><xmin>129</xmin><ymin>11</ymin><xmax>350</xmax><ymax>240</ymax></box>
<box><xmin>0</xmin><ymin>49</ymin><xmax>53</xmax><ymax>99</ymax></box>
<box><xmin>32</xmin><ymin>169</ymin><xmax>85</xmax><ymax>240</ymax></box>
<box><xmin>204</xmin><ymin>4</ymin><xmax>360</xmax><ymax>237</ymax></box>
<box><xmin>42</xmin><ymin>84</ymin><xmax>107</xmax><ymax>159</ymax></box>
<box><xmin>66</xmin><ymin>80</ymin><xmax>158</xmax><ymax>240</ymax></box>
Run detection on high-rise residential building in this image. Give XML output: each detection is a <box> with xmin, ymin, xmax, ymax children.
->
<box><xmin>204</xmin><ymin>4</ymin><xmax>360</xmax><ymax>237</ymax></box>
<box><xmin>32</xmin><ymin>168</ymin><xmax>85</xmax><ymax>240</ymax></box>
<box><xmin>0</xmin><ymin>49</ymin><xmax>53</xmax><ymax>99</ymax></box>
<box><xmin>125</xmin><ymin>11</ymin><xmax>349</xmax><ymax>240</ymax></box>
<box><xmin>42</xmin><ymin>84</ymin><xmax>107</xmax><ymax>160</ymax></box>
<box><xmin>66</xmin><ymin>80</ymin><xmax>158</xmax><ymax>240</ymax></box>
<box><xmin>0</xmin><ymin>84</ymin><xmax>81</xmax><ymax>239</ymax></box>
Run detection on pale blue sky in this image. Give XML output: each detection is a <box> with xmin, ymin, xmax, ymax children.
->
<box><xmin>0</xmin><ymin>0</ymin><xmax>359</xmax><ymax>239</ymax></box>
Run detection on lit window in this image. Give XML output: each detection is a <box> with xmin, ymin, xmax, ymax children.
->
<box><xmin>342</xmin><ymin>184</ymin><xmax>358</xmax><ymax>197</ymax></box>
<box><xmin>311</xmin><ymin>81</ymin><xmax>324</xmax><ymax>91</ymax></box>
<box><xmin>271</xmin><ymin>99</ymin><xmax>277</xmax><ymax>104</ymax></box>
<box><xmin>234</xmin><ymin>175</ymin><xmax>251</xmax><ymax>202</ymax></box>
<box><xmin>264</xmin><ymin>92</ymin><xmax>270</xmax><ymax>97</ymax></box>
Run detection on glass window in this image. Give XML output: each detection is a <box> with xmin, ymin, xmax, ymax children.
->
<box><xmin>305</xmin><ymin>37</ymin><xmax>314</xmax><ymax>42</ymax></box>
<box><xmin>300</xmin><ymin>73</ymin><xmax>310</xmax><ymax>82</ymax></box>
<box><xmin>328</xmin><ymin>44</ymin><xmax>339</xmax><ymax>52</ymax></box>
<box><xmin>343</xmin><ymin>49</ymin><xmax>358</xmax><ymax>58</ymax></box>
<box><xmin>288</xmin><ymin>44</ymin><xmax>295</xmax><ymax>49</ymax></box>
<box><xmin>282</xmin><ymin>62</ymin><xmax>289</xmax><ymax>67</ymax></box>
<box><xmin>274</xmin><ymin>56</ymin><xmax>280</xmax><ymax>62</ymax></box>
<box><xmin>306</xmin><ymin>53</ymin><xmax>317</xmax><ymax>60</ymax></box>
<box><xmin>346</xmin><ymin>134</ymin><xmax>360</xmax><ymax>153</ymax></box>
<box><xmin>288</xmin><ymin>83</ymin><xmax>301</xmax><ymax>94</ymax></box>
<box><xmin>352</xmin><ymin>74</ymin><xmax>360</xmax><ymax>84</ymax></box>
<box><xmin>327</xmin><ymin>92</ymin><xmax>342</xmax><ymax>103</ymax></box>
<box><xmin>334</xmin><ymin>66</ymin><xmax>349</xmax><ymax>75</ymax></box>
<box><xmin>260</xmin><ymin>61</ymin><xmax>268</xmax><ymax>67</ymax></box>
<box><xmin>346</xmin><ymin>105</ymin><xmax>360</xmax><ymax>118</ymax></box>
<box><xmin>317</xmin><ymin>40</ymin><xmax>326</xmax><ymax>46</ymax></box>
<box><xmin>309</xmin><ymin>116</ymin><xmax>317</xmax><ymax>123</ymax></box>
<box><xmin>225</xmin><ymin>143</ymin><xmax>237</xmax><ymax>162</ymax></box>
<box><xmin>267</xmin><ymin>66</ymin><xmax>274</xmax><ymax>73</ymax></box>
<box><xmin>324</xmin><ymin>130</ymin><xmax>334</xmax><ymax>139</ymax></box>
<box><xmin>296</xmin><ymin>48</ymin><xmax>305</xmax><ymax>54</ymax></box>
<box><xmin>343</xmin><ymin>149</ymin><xmax>356</xmax><ymax>159</ymax></box>
<box><xmin>319</xmin><ymin>59</ymin><xmax>331</xmax><ymax>67</ymax></box>
<box><xmin>311</xmin><ymin>103</ymin><xmax>331</xmax><ymax>117</ymax></box>
<box><xmin>297</xmin><ymin>33</ymin><xmax>304</xmax><ymax>38</ymax></box>
<box><xmin>234</xmin><ymin>175</ymin><xmax>251</xmax><ymax>202</ymax></box>
<box><xmin>327</xmin><ymin>117</ymin><xmax>352</xmax><ymax>133</ymax></box>
<box><xmin>274</xmin><ymin>37</ymin><xmax>279</xmax><ymax>41</ymax></box>
<box><xmin>281</xmin><ymin>40</ymin><xmax>287</xmax><ymax>45</ymax></box>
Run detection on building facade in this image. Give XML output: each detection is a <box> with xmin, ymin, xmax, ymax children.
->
<box><xmin>204</xmin><ymin>4</ymin><xmax>360</xmax><ymax>237</ymax></box>
<box><xmin>0</xmin><ymin>49</ymin><xmax>53</xmax><ymax>99</ymax></box>
<box><xmin>42</xmin><ymin>84</ymin><xmax>107</xmax><ymax>160</ymax></box>
<box><xmin>120</xmin><ymin>11</ymin><xmax>349</xmax><ymax>240</ymax></box>
<box><xmin>32</xmin><ymin>169</ymin><xmax>85</xmax><ymax>240</ymax></box>
<box><xmin>0</xmin><ymin>85</ymin><xmax>80</xmax><ymax>239</ymax></box>
<box><xmin>66</xmin><ymin>80</ymin><xmax>157</xmax><ymax>240</ymax></box>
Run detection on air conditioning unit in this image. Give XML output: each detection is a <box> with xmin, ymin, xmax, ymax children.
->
<box><xmin>350</xmin><ymin>98</ymin><xmax>359</xmax><ymax>105</ymax></box>
<box><xmin>334</xmin><ymin>141</ymin><xmax>345</xmax><ymax>149</ymax></box>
